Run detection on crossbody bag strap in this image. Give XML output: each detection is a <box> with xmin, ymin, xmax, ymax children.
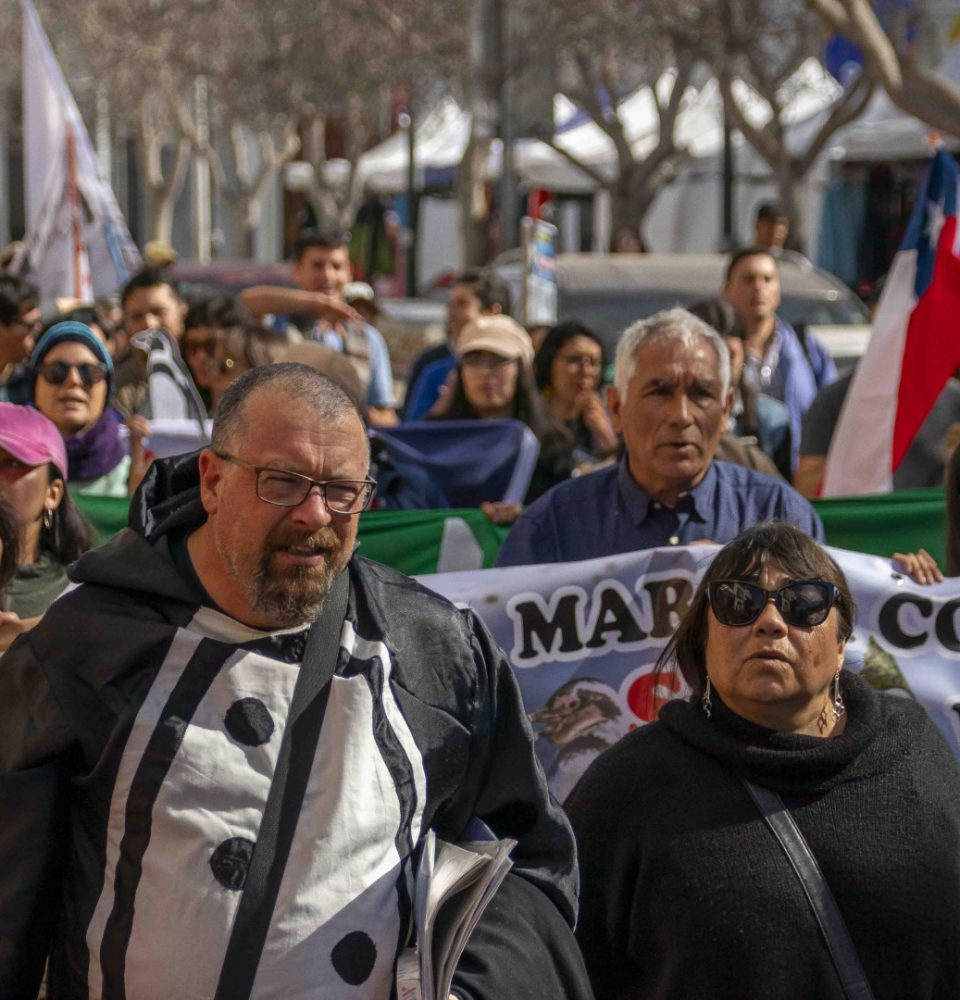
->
<box><xmin>741</xmin><ymin>779</ymin><xmax>876</xmax><ymax>1000</ymax></box>
<box><xmin>214</xmin><ymin>570</ymin><xmax>351</xmax><ymax>1000</ymax></box>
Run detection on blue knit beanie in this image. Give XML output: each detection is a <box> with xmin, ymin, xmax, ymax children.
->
<box><xmin>29</xmin><ymin>320</ymin><xmax>115</xmax><ymax>400</ymax></box>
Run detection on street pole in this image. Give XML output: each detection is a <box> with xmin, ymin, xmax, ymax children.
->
<box><xmin>404</xmin><ymin>107</ymin><xmax>417</xmax><ymax>297</ymax></box>
<box><xmin>498</xmin><ymin>0</ymin><xmax>519</xmax><ymax>252</ymax></box>
<box><xmin>721</xmin><ymin>102</ymin><xmax>735</xmax><ymax>251</ymax></box>
<box><xmin>194</xmin><ymin>75</ymin><xmax>212</xmax><ymax>263</ymax></box>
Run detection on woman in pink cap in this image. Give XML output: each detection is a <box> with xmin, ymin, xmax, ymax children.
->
<box><xmin>0</xmin><ymin>402</ymin><xmax>93</xmax><ymax>633</ymax></box>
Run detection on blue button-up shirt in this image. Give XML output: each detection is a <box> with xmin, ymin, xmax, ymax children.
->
<box><xmin>495</xmin><ymin>458</ymin><xmax>824</xmax><ymax>567</ymax></box>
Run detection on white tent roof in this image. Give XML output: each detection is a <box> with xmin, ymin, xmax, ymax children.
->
<box><xmin>359</xmin><ymin>97</ymin><xmax>474</xmax><ymax>193</ymax></box>
<box><xmin>358</xmin><ymin>59</ymin><xmax>843</xmax><ymax>195</ymax></box>
<box><xmin>359</xmin><ymin>54</ymin><xmax>960</xmax><ymax>193</ymax></box>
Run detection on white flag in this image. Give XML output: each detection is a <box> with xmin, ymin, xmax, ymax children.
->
<box><xmin>21</xmin><ymin>0</ymin><xmax>140</xmax><ymax>303</ymax></box>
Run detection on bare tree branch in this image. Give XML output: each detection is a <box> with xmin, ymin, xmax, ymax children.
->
<box><xmin>806</xmin><ymin>0</ymin><xmax>960</xmax><ymax>138</ymax></box>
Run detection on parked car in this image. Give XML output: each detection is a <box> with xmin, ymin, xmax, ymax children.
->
<box><xmin>490</xmin><ymin>252</ymin><xmax>870</xmax><ymax>372</ymax></box>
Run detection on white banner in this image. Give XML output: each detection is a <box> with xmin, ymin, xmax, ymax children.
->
<box><xmin>421</xmin><ymin>546</ymin><xmax>960</xmax><ymax>801</ymax></box>
<box><xmin>21</xmin><ymin>0</ymin><xmax>140</xmax><ymax>302</ymax></box>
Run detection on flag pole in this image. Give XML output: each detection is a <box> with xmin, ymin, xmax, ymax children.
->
<box><xmin>65</xmin><ymin>122</ymin><xmax>84</xmax><ymax>299</ymax></box>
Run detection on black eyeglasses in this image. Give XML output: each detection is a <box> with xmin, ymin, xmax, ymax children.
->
<box><xmin>214</xmin><ymin>452</ymin><xmax>375</xmax><ymax>515</ymax></box>
<box><xmin>37</xmin><ymin>360</ymin><xmax>108</xmax><ymax>388</ymax></box>
<box><xmin>707</xmin><ymin>579</ymin><xmax>837</xmax><ymax>628</ymax></box>
<box><xmin>461</xmin><ymin>353</ymin><xmax>516</xmax><ymax>372</ymax></box>
<box><xmin>556</xmin><ymin>353</ymin><xmax>602</xmax><ymax>372</ymax></box>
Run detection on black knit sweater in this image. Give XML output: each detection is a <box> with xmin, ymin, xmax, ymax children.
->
<box><xmin>566</xmin><ymin>672</ymin><xmax>960</xmax><ymax>999</ymax></box>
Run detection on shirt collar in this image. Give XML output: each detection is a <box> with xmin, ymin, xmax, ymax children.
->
<box><xmin>617</xmin><ymin>456</ymin><xmax>718</xmax><ymax>526</ymax></box>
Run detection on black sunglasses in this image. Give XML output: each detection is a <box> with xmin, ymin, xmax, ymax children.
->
<box><xmin>38</xmin><ymin>360</ymin><xmax>108</xmax><ymax>388</ymax></box>
<box><xmin>707</xmin><ymin>579</ymin><xmax>837</xmax><ymax>628</ymax></box>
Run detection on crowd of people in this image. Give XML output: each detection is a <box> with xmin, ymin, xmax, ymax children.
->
<box><xmin>0</xmin><ymin>210</ymin><xmax>958</xmax><ymax>998</ymax></box>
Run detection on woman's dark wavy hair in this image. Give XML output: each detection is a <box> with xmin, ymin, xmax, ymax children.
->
<box><xmin>658</xmin><ymin>522</ymin><xmax>856</xmax><ymax>694</ymax></box>
<box><xmin>40</xmin><ymin>463</ymin><xmax>95</xmax><ymax>565</ymax></box>
<box><xmin>533</xmin><ymin>321</ymin><xmax>606</xmax><ymax>392</ymax></box>
<box><xmin>0</xmin><ymin>494</ymin><xmax>20</xmax><ymax>595</ymax></box>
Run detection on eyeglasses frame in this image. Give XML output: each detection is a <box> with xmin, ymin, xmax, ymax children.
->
<box><xmin>706</xmin><ymin>578</ymin><xmax>838</xmax><ymax>628</ymax></box>
<box><xmin>212</xmin><ymin>451</ymin><xmax>376</xmax><ymax>515</ymax></box>
<box><xmin>37</xmin><ymin>360</ymin><xmax>109</xmax><ymax>389</ymax></box>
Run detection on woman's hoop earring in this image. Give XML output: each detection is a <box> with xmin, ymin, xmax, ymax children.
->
<box><xmin>42</xmin><ymin>509</ymin><xmax>52</xmax><ymax>530</ymax></box>
<box><xmin>832</xmin><ymin>669</ymin><xmax>845</xmax><ymax>721</ymax></box>
<box><xmin>702</xmin><ymin>676</ymin><xmax>713</xmax><ymax>720</ymax></box>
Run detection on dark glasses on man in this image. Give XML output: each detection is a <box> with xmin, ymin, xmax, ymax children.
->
<box><xmin>707</xmin><ymin>579</ymin><xmax>837</xmax><ymax>628</ymax></box>
<box><xmin>38</xmin><ymin>360</ymin><xmax>108</xmax><ymax>388</ymax></box>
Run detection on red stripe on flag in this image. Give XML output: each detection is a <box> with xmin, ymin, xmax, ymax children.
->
<box><xmin>892</xmin><ymin>216</ymin><xmax>960</xmax><ymax>470</ymax></box>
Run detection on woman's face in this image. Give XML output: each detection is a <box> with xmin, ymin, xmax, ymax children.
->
<box><xmin>704</xmin><ymin>560</ymin><xmax>845</xmax><ymax>729</ymax></box>
<box><xmin>0</xmin><ymin>448</ymin><xmax>62</xmax><ymax>564</ymax></box>
<box><xmin>549</xmin><ymin>335</ymin><xmax>603</xmax><ymax>407</ymax></box>
<box><xmin>208</xmin><ymin>339</ymin><xmax>251</xmax><ymax>396</ymax></box>
<box><xmin>34</xmin><ymin>342</ymin><xmax>109</xmax><ymax>436</ymax></box>
<box><xmin>460</xmin><ymin>351</ymin><xmax>519</xmax><ymax>418</ymax></box>
<box><xmin>183</xmin><ymin>325</ymin><xmax>223</xmax><ymax>390</ymax></box>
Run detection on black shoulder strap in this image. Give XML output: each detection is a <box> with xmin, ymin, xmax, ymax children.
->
<box><xmin>741</xmin><ymin>779</ymin><xmax>876</xmax><ymax>1000</ymax></box>
<box><xmin>214</xmin><ymin>570</ymin><xmax>350</xmax><ymax>999</ymax></box>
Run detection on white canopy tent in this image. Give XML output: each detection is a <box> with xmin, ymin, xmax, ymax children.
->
<box><xmin>359</xmin><ymin>59</ymin><xmax>842</xmax><ymax>195</ymax></box>
<box><xmin>357</xmin><ymin>59</ymin><xmax>843</xmax><ymax>259</ymax></box>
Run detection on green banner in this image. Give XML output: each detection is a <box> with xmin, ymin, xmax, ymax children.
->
<box><xmin>73</xmin><ymin>488</ymin><xmax>947</xmax><ymax>576</ymax></box>
<box><xmin>814</xmin><ymin>488</ymin><xmax>946</xmax><ymax>565</ymax></box>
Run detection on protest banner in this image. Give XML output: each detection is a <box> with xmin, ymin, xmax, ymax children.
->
<box><xmin>422</xmin><ymin>545</ymin><xmax>960</xmax><ymax>801</ymax></box>
<box><xmin>71</xmin><ymin>491</ymin><xmax>957</xmax><ymax>800</ymax></box>
<box><xmin>75</xmin><ymin>488</ymin><xmax>947</xmax><ymax>573</ymax></box>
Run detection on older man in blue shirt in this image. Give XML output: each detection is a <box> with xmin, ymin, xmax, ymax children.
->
<box><xmin>496</xmin><ymin>308</ymin><xmax>822</xmax><ymax>567</ymax></box>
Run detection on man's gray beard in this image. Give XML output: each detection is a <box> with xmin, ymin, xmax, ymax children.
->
<box><xmin>250</xmin><ymin>553</ymin><xmax>337</xmax><ymax>627</ymax></box>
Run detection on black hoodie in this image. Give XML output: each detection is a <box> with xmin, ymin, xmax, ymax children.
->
<box><xmin>567</xmin><ymin>673</ymin><xmax>960</xmax><ymax>1000</ymax></box>
<box><xmin>0</xmin><ymin>454</ymin><xmax>592</xmax><ymax>1000</ymax></box>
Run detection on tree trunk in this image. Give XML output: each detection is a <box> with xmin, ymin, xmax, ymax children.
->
<box><xmin>457</xmin><ymin>129</ymin><xmax>490</xmax><ymax>267</ymax></box>
<box><xmin>149</xmin><ymin>188</ymin><xmax>177</xmax><ymax>244</ymax></box>
<box><xmin>773</xmin><ymin>162</ymin><xmax>806</xmax><ymax>251</ymax></box>
<box><xmin>608</xmin><ymin>161</ymin><xmax>662</xmax><ymax>245</ymax></box>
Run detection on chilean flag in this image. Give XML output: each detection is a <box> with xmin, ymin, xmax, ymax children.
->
<box><xmin>823</xmin><ymin>150</ymin><xmax>960</xmax><ymax>496</ymax></box>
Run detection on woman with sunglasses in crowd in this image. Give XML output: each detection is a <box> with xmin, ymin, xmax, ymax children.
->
<box><xmin>28</xmin><ymin>321</ymin><xmax>150</xmax><ymax>497</ymax></box>
<box><xmin>567</xmin><ymin>521</ymin><xmax>960</xmax><ymax>1000</ymax></box>
<box><xmin>534</xmin><ymin>321</ymin><xmax>618</xmax><ymax>471</ymax></box>
<box><xmin>0</xmin><ymin>403</ymin><xmax>94</xmax><ymax>629</ymax></box>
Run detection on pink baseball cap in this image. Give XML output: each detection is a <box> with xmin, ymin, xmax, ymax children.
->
<box><xmin>0</xmin><ymin>402</ymin><xmax>68</xmax><ymax>479</ymax></box>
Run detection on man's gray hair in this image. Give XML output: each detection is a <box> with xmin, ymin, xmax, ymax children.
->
<box><xmin>211</xmin><ymin>362</ymin><xmax>368</xmax><ymax>461</ymax></box>
<box><xmin>614</xmin><ymin>308</ymin><xmax>732</xmax><ymax>399</ymax></box>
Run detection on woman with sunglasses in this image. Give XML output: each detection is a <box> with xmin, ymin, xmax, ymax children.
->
<box><xmin>29</xmin><ymin>321</ymin><xmax>150</xmax><ymax>497</ymax></box>
<box><xmin>567</xmin><ymin>521</ymin><xmax>960</xmax><ymax>1000</ymax></box>
<box><xmin>533</xmin><ymin>321</ymin><xmax>618</xmax><ymax>470</ymax></box>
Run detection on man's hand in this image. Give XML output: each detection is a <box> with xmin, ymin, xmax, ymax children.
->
<box><xmin>576</xmin><ymin>389</ymin><xmax>618</xmax><ymax>452</ymax></box>
<box><xmin>481</xmin><ymin>501</ymin><xmax>523</xmax><ymax>525</ymax></box>
<box><xmin>126</xmin><ymin>414</ymin><xmax>154</xmax><ymax>497</ymax></box>
<box><xmin>310</xmin><ymin>293</ymin><xmax>362</xmax><ymax>326</ymax></box>
<box><xmin>367</xmin><ymin>406</ymin><xmax>398</xmax><ymax>427</ymax></box>
<box><xmin>892</xmin><ymin>549</ymin><xmax>944</xmax><ymax>586</ymax></box>
<box><xmin>0</xmin><ymin>611</ymin><xmax>38</xmax><ymax>652</ymax></box>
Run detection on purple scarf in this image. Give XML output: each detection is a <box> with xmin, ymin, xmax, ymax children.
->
<box><xmin>65</xmin><ymin>408</ymin><xmax>127</xmax><ymax>484</ymax></box>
